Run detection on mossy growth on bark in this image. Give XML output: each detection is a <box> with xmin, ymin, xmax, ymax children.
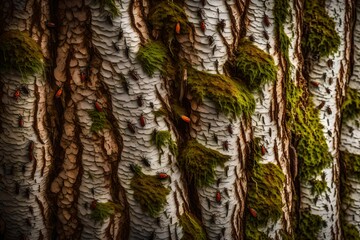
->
<box><xmin>88</xmin><ymin>110</ymin><xmax>110</xmax><ymax>132</ymax></box>
<box><xmin>229</xmin><ymin>38</ymin><xmax>277</xmax><ymax>91</ymax></box>
<box><xmin>342</xmin><ymin>87</ymin><xmax>360</xmax><ymax>121</ymax></box>
<box><xmin>90</xmin><ymin>201</ymin><xmax>121</xmax><ymax>223</ymax></box>
<box><xmin>341</xmin><ymin>151</ymin><xmax>360</xmax><ymax>178</ymax></box>
<box><xmin>187</xmin><ymin>68</ymin><xmax>255</xmax><ymax>118</ymax></box>
<box><xmin>179</xmin><ymin>212</ymin><xmax>206</xmax><ymax>240</ymax></box>
<box><xmin>95</xmin><ymin>0</ymin><xmax>120</xmax><ymax>18</ymax></box>
<box><xmin>130</xmin><ymin>164</ymin><xmax>170</xmax><ymax>217</ymax></box>
<box><xmin>245</xmin><ymin>140</ymin><xmax>285</xmax><ymax>239</ymax></box>
<box><xmin>148</xmin><ymin>1</ymin><xmax>190</xmax><ymax>42</ymax></box>
<box><xmin>274</xmin><ymin>0</ymin><xmax>291</xmax><ymax>62</ymax></box>
<box><xmin>309</xmin><ymin>178</ymin><xmax>327</xmax><ymax>197</ymax></box>
<box><xmin>0</xmin><ymin>30</ymin><xmax>44</xmax><ymax>78</ymax></box>
<box><xmin>297</xmin><ymin>210</ymin><xmax>326</xmax><ymax>240</ymax></box>
<box><xmin>178</xmin><ymin>140</ymin><xmax>230</xmax><ymax>187</ymax></box>
<box><xmin>286</xmin><ymin>82</ymin><xmax>331</xmax><ymax>182</ymax></box>
<box><xmin>136</xmin><ymin>41</ymin><xmax>174</xmax><ymax>77</ymax></box>
<box><xmin>302</xmin><ymin>0</ymin><xmax>340</xmax><ymax>58</ymax></box>
<box><xmin>151</xmin><ymin>130</ymin><xmax>177</xmax><ymax>156</ymax></box>
<box><xmin>342</xmin><ymin>221</ymin><xmax>360</xmax><ymax>240</ymax></box>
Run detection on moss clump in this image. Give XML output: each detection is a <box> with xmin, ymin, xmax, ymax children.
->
<box><xmin>95</xmin><ymin>0</ymin><xmax>120</xmax><ymax>18</ymax></box>
<box><xmin>151</xmin><ymin>130</ymin><xmax>177</xmax><ymax>156</ymax></box>
<box><xmin>137</xmin><ymin>41</ymin><xmax>174</xmax><ymax>77</ymax></box>
<box><xmin>231</xmin><ymin>38</ymin><xmax>277</xmax><ymax>91</ymax></box>
<box><xmin>148</xmin><ymin>1</ymin><xmax>190</xmax><ymax>41</ymax></box>
<box><xmin>0</xmin><ymin>30</ymin><xmax>44</xmax><ymax>77</ymax></box>
<box><xmin>91</xmin><ymin>201</ymin><xmax>121</xmax><ymax>222</ymax></box>
<box><xmin>130</xmin><ymin>165</ymin><xmax>170</xmax><ymax>217</ymax></box>
<box><xmin>245</xmin><ymin>144</ymin><xmax>285</xmax><ymax>239</ymax></box>
<box><xmin>341</xmin><ymin>151</ymin><xmax>360</xmax><ymax>178</ymax></box>
<box><xmin>302</xmin><ymin>0</ymin><xmax>340</xmax><ymax>58</ymax></box>
<box><xmin>88</xmin><ymin>110</ymin><xmax>110</xmax><ymax>132</ymax></box>
<box><xmin>178</xmin><ymin>140</ymin><xmax>230</xmax><ymax>187</ymax></box>
<box><xmin>274</xmin><ymin>0</ymin><xmax>291</xmax><ymax>63</ymax></box>
<box><xmin>179</xmin><ymin>212</ymin><xmax>206</xmax><ymax>240</ymax></box>
<box><xmin>342</xmin><ymin>221</ymin><xmax>360</xmax><ymax>240</ymax></box>
<box><xmin>310</xmin><ymin>178</ymin><xmax>327</xmax><ymax>196</ymax></box>
<box><xmin>287</xmin><ymin>82</ymin><xmax>331</xmax><ymax>181</ymax></box>
<box><xmin>342</xmin><ymin>88</ymin><xmax>360</xmax><ymax>121</ymax></box>
<box><xmin>187</xmin><ymin>68</ymin><xmax>255</xmax><ymax>118</ymax></box>
<box><xmin>297</xmin><ymin>210</ymin><xmax>326</xmax><ymax>240</ymax></box>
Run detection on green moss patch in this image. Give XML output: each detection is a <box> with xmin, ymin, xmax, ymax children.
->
<box><xmin>130</xmin><ymin>165</ymin><xmax>170</xmax><ymax>217</ymax></box>
<box><xmin>91</xmin><ymin>201</ymin><xmax>121</xmax><ymax>223</ymax></box>
<box><xmin>245</xmin><ymin>145</ymin><xmax>285</xmax><ymax>239</ymax></box>
<box><xmin>179</xmin><ymin>212</ymin><xmax>206</xmax><ymax>240</ymax></box>
<box><xmin>297</xmin><ymin>210</ymin><xmax>326</xmax><ymax>240</ymax></box>
<box><xmin>231</xmin><ymin>38</ymin><xmax>277</xmax><ymax>91</ymax></box>
<box><xmin>342</xmin><ymin>88</ymin><xmax>360</xmax><ymax>121</ymax></box>
<box><xmin>274</xmin><ymin>0</ymin><xmax>291</xmax><ymax>63</ymax></box>
<box><xmin>341</xmin><ymin>151</ymin><xmax>360</xmax><ymax>178</ymax></box>
<box><xmin>302</xmin><ymin>0</ymin><xmax>340</xmax><ymax>58</ymax></box>
<box><xmin>95</xmin><ymin>0</ymin><xmax>120</xmax><ymax>18</ymax></box>
<box><xmin>137</xmin><ymin>41</ymin><xmax>174</xmax><ymax>77</ymax></box>
<box><xmin>342</xmin><ymin>221</ymin><xmax>360</xmax><ymax>240</ymax></box>
<box><xmin>287</xmin><ymin>82</ymin><xmax>331</xmax><ymax>181</ymax></box>
<box><xmin>88</xmin><ymin>110</ymin><xmax>110</xmax><ymax>132</ymax></box>
<box><xmin>310</xmin><ymin>178</ymin><xmax>327</xmax><ymax>196</ymax></box>
<box><xmin>178</xmin><ymin>140</ymin><xmax>230</xmax><ymax>187</ymax></box>
<box><xmin>0</xmin><ymin>30</ymin><xmax>44</xmax><ymax>77</ymax></box>
<box><xmin>151</xmin><ymin>130</ymin><xmax>177</xmax><ymax>156</ymax></box>
<box><xmin>148</xmin><ymin>1</ymin><xmax>190</xmax><ymax>41</ymax></box>
<box><xmin>187</xmin><ymin>68</ymin><xmax>255</xmax><ymax>118</ymax></box>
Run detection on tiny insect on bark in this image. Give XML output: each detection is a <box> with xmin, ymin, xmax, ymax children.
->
<box><xmin>225</xmin><ymin>165</ymin><xmax>229</xmax><ymax>177</ymax></box>
<box><xmin>263</xmin><ymin>14</ymin><xmax>270</xmax><ymax>27</ymax></box>
<box><xmin>106</xmin><ymin>15</ymin><xmax>113</xmax><ymax>25</ymax></box>
<box><xmin>310</xmin><ymin>81</ymin><xmax>320</xmax><ymax>88</ymax></box>
<box><xmin>213</xmin><ymin>133</ymin><xmax>218</xmax><ymax>144</ymax></box>
<box><xmin>197</xmin><ymin>9</ymin><xmax>205</xmax><ymax>19</ymax></box>
<box><xmin>157</xmin><ymin>172</ymin><xmax>169</xmax><ymax>179</ymax></box>
<box><xmin>225</xmin><ymin>201</ymin><xmax>229</xmax><ymax>217</ymax></box>
<box><xmin>175</xmin><ymin>22</ymin><xmax>181</xmax><ymax>34</ymax></box>
<box><xmin>13</xmin><ymin>89</ymin><xmax>21</xmax><ymax>101</ymax></box>
<box><xmin>18</xmin><ymin>115</ymin><xmax>24</xmax><ymax>128</ymax></box>
<box><xmin>326</xmin><ymin>106</ymin><xmax>332</xmax><ymax>115</ymax></box>
<box><xmin>263</xmin><ymin>30</ymin><xmax>269</xmax><ymax>40</ymax></box>
<box><xmin>200</xmin><ymin>21</ymin><xmax>206</xmax><ymax>33</ymax></box>
<box><xmin>261</xmin><ymin>145</ymin><xmax>267</xmax><ymax>155</ymax></box>
<box><xmin>149</xmin><ymin>102</ymin><xmax>154</xmax><ymax>109</ymax></box>
<box><xmin>223</xmin><ymin>141</ymin><xmax>229</xmax><ymax>151</ymax></box>
<box><xmin>45</xmin><ymin>21</ymin><xmax>56</xmax><ymax>28</ymax></box>
<box><xmin>137</xmin><ymin>95</ymin><xmax>143</xmax><ymax>107</ymax></box>
<box><xmin>90</xmin><ymin>200</ymin><xmax>97</xmax><ymax>210</ymax></box>
<box><xmin>118</xmin><ymin>27</ymin><xmax>123</xmax><ymax>40</ymax></box>
<box><xmin>317</xmin><ymin>101</ymin><xmax>325</xmax><ymax>110</ymax></box>
<box><xmin>249</xmin><ymin>207</ymin><xmax>257</xmax><ymax>217</ymax></box>
<box><xmin>139</xmin><ymin>114</ymin><xmax>146</xmax><ymax>127</ymax></box>
<box><xmin>227</xmin><ymin>124</ymin><xmax>233</xmax><ymax>135</ymax></box>
<box><xmin>216</xmin><ymin>191</ymin><xmax>221</xmax><ymax>203</ymax></box>
<box><xmin>80</xmin><ymin>71</ymin><xmax>87</xmax><ymax>82</ymax></box>
<box><xmin>249</xmin><ymin>35</ymin><xmax>255</xmax><ymax>42</ymax></box>
<box><xmin>141</xmin><ymin>156</ymin><xmax>151</xmax><ymax>167</ymax></box>
<box><xmin>212</xmin><ymin>45</ymin><xmax>216</xmax><ymax>55</ymax></box>
<box><xmin>94</xmin><ymin>102</ymin><xmax>103</xmax><ymax>112</ymax></box>
<box><xmin>214</xmin><ymin>59</ymin><xmax>219</xmax><ymax>73</ymax></box>
<box><xmin>129</xmin><ymin>69</ymin><xmax>140</xmax><ymax>81</ymax></box>
<box><xmin>127</xmin><ymin>121</ymin><xmax>136</xmax><ymax>134</ymax></box>
<box><xmin>55</xmin><ymin>87</ymin><xmax>63</xmax><ymax>98</ymax></box>
<box><xmin>113</xmin><ymin>41</ymin><xmax>120</xmax><ymax>52</ymax></box>
<box><xmin>91</xmin><ymin>188</ymin><xmax>95</xmax><ymax>195</ymax></box>
<box><xmin>217</xmin><ymin>19</ymin><xmax>225</xmax><ymax>32</ymax></box>
<box><xmin>122</xmin><ymin>80</ymin><xmax>130</xmax><ymax>95</ymax></box>
<box><xmin>327</xmin><ymin>59</ymin><xmax>333</xmax><ymax>68</ymax></box>
<box><xmin>181</xmin><ymin>115</ymin><xmax>190</xmax><ymax>123</ymax></box>
<box><xmin>207</xmin><ymin>197</ymin><xmax>211</xmax><ymax>209</ymax></box>
<box><xmin>325</xmin><ymin>87</ymin><xmax>331</xmax><ymax>94</ymax></box>
<box><xmin>266</xmin><ymin>43</ymin><xmax>271</xmax><ymax>53</ymax></box>
<box><xmin>208</xmin><ymin>35</ymin><xmax>214</xmax><ymax>46</ymax></box>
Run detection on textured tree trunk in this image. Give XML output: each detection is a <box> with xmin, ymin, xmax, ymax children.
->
<box><xmin>1</xmin><ymin>0</ymin><xmax>360</xmax><ymax>239</ymax></box>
